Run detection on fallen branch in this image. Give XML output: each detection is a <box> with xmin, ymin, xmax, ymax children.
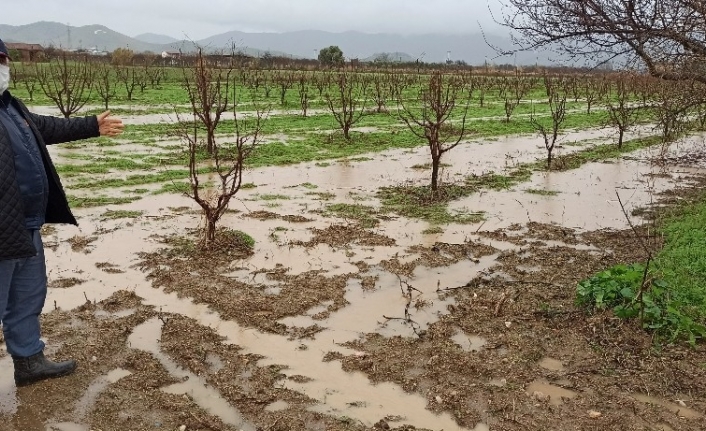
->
<box><xmin>494</xmin><ymin>292</ymin><xmax>508</xmax><ymax>317</ymax></box>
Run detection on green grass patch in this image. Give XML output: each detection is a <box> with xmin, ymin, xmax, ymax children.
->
<box><xmin>422</xmin><ymin>226</ymin><xmax>445</xmax><ymax>235</ymax></box>
<box><xmin>153</xmin><ymin>182</ymin><xmax>190</xmax><ymax>195</ymax></box>
<box><xmin>465</xmin><ymin>168</ymin><xmax>533</xmax><ymax>190</ymax></box>
<box><xmin>411</xmin><ymin>162</ymin><xmax>452</xmax><ymax>170</ymax></box>
<box><xmin>577</xmin><ymin>193</ymin><xmax>706</xmax><ymax>344</ymax></box>
<box><xmin>539</xmin><ymin>136</ymin><xmax>663</xmax><ymax>171</ymax></box>
<box><xmin>525</xmin><ymin>188</ymin><xmax>560</xmax><ymax>196</ymax></box>
<box><xmin>100</xmin><ymin>209</ymin><xmax>144</xmax><ymax>219</ymax></box>
<box><xmin>306</xmin><ymin>192</ymin><xmax>336</xmax><ymax>201</ymax></box>
<box><xmin>378</xmin><ymin>184</ymin><xmax>484</xmax><ymax>225</ymax></box>
<box><xmin>296</xmin><ymin>182</ymin><xmax>318</xmax><ymax>189</ymax></box>
<box><xmin>56</xmin><ymin>157</ymin><xmax>149</xmax><ymax>175</ymax></box>
<box><xmin>68</xmin><ymin>195</ymin><xmax>140</xmax><ymax>208</ymax></box>
<box><xmin>125</xmin><ymin>188</ymin><xmax>150</xmax><ymax>195</ymax></box>
<box><xmin>71</xmin><ymin>169</ymin><xmax>191</xmax><ymax>190</ymax></box>
<box><xmin>325</xmin><ymin>203</ymin><xmax>380</xmax><ymax>228</ymax></box>
<box><xmin>651</xmin><ymin>198</ymin><xmax>706</xmax><ymax>343</ymax></box>
<box><xmin>255</xmin><ymin>194</ymin><xmax>290</xmax><ymax>201</ymax></box>
<box><xmin>343</xmin><ymin>156</ymin><xmax>374</xmax><ymax>163</ymax></box>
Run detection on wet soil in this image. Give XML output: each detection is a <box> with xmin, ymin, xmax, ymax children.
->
<box><xmin>9</xmin><ymin>185</ymin><xmax>701</xmax><ymax>430</ymax></box>
<box><xmin>2</xmin><ymin>115</ymin><xmax>706</xmax><ymax>430</ymax></box>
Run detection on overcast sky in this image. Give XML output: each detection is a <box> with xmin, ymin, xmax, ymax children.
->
<box><xmin>2</xmin><ymin>0</ymin><xmax>507</xmax><ymax>39</ymax></box>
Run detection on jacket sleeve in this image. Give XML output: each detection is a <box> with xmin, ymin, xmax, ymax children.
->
<box><xmin>26</xmin><ymin>112</ymin><xmax>100</xmax><ymax>145</ymax></box>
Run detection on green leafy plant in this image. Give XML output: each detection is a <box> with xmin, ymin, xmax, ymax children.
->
<box><xmin>576</xmin><ymin>264</ymin><xmax>706</xmax><ymax>344</ymax></box>
<box><xmin>576</xmin><ymin>263</ymin><xmax>645</xmax><ymax>312</ymax></box>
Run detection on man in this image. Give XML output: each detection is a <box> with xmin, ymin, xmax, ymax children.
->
<box><xmin>0</xmin><ymin>38</ymin><xmax>124</xmax><ymax>386</ymax></box>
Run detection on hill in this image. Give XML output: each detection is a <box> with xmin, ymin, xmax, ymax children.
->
<box><xmin>0</xmin><ymin>21</ymin><xmax>557</xmax><ymax>65</ymax></box>
<box><xmin>134</xmin><ymin>33</ymin><xmax>179</xmax><ymax>45</ymax></box>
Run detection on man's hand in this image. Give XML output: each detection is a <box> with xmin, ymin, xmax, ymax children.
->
<box><xmin>97</xmin><ymin>111</ymin><xmax>124</xmax><ymax>137</ymax></box>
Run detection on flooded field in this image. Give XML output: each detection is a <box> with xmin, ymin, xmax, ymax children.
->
<box><xmin>1</xmin><ymin>104</ymin><xmax>705</xmax><ymax>431</ymax></box>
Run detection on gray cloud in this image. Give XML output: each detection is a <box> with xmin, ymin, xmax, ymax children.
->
<box><xmin>3</xmin><ymin>0</ymin><xmax>507</xmax><ymax>39</ymax></box>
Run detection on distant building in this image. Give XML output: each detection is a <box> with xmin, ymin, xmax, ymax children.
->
<box><xmin>87</xmin><ymin>47</ymin><xmax>109</xmax><ymax>56</ymax></box>
<box><xmin>6</xmin><ymin>43</ymin><xmax>44</xmax><ymax>62</ymax></box>
<box><xmin>161</xmin><ymin>50</ymin><xmax>181</xmax><ymax>59</ymax></box>
<box><xmin>161</xmin><ymin>50</ymin><xmax>181</xmax><ymax>65</ymax></box>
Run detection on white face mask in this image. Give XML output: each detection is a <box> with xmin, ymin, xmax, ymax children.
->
<box><xmin>0</xmin><ymin>64</ymin><xmax>10</xmax><ymax>95</ymax></box>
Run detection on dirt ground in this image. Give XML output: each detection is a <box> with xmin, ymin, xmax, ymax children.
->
<box><xmin>1</xmin><ymin>133</ymin><xmax>705</xmax><ymax>431</ymax></box>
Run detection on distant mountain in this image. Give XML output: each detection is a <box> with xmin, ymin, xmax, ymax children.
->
<box><xmin>0</xmin><ymin>21</ymin><xmax>160</xmax><ymax>53</ymax></box>
<box><xmin>0</xmin><ymin>22</ymin><xmax>296</xmax><ymax>58</ymax></box>
<box><xmin>134</xmin><ymin>32</ymin><xmax>179</xmax><ymax>45</ymax></box>
<box><xmin>0</xmin><ymin>21</ymin><xmax>557</xmax><ymax>65</ymax></box>
<box><xmin>193</xmin><ymin>29</ymin><xmax>549</xmax><ymax>65</ymax></box>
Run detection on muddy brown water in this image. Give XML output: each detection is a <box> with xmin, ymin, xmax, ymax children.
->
<box><xmin>2</xmin><ymin>113</ymin><xmax>706</xmax><ymax>429</ymax></box>
<box><xmin>53</xmin><ymin>125</ymin><xmax>655</xmax><ymax>204</ymax></box>
<box><xmin>32</xmin><ymin>206</ymin><xmax>484</xmax><ymax>430</ymax></box>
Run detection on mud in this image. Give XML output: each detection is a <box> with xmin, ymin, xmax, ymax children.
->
<box><xmin>1</xmin><ymin>108</ymin><xmax>705</xmax><ymax>430</ymax></box>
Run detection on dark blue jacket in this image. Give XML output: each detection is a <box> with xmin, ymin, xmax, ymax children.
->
<box><xmin>0</xmin><ymin>91</ymin><xmax>99</xmax><ymax>260</ymax></box>
<box><xmin>0</xmin><ymin>92</ymin><xmax>49</xmax><ymax>229</ymax></box>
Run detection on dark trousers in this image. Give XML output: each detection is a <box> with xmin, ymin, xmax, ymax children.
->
<box><xmin>0</xmin><ymin>230</ymin><xmax>47</xmax><ymax>358</ymax></box>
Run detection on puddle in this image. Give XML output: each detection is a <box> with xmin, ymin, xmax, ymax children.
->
<box><xmin>263</xmin><ymin>286</ymin><xmax>282</xmax><ymax>295</ymax></box>
<box><xmin>45</xmin><ymin>423</ymin><xmax>89</xmax><ymax>431</ymax></box>
<box><xmin>264</xmin><ymin>400</ymin><xmax>290</xmax><ymax>412</ymax></box>
<box><xmin>128</xmin><ymin>318</ymin><xmax>257</xmax><ymax>431</ymax></box>
<box><xmin>526</xmin><ymin>380</ymin><xmax>577</xmax><ymax>406</ymax></box>
<box><xmin>451</xmin><ymin>140</ymin><xmax>706</xmax><ymax>232</ymax></box>
<box><xmin>123</xmin><ymin>284</ymin><xmax>474</xmax><ymax>429</ymax></box>
<box><xmin>0</xmin><ymin>356</ymin><xmax>16</xmax><ymax>414</ymax></box>
<box><xmin>633</xmin><ymin>393</ymin><xmax>703</xmax><ymax>419</ymax></box>
<box><xmin>21</xmin><ymin>125</ymin><xmax>706</xmax><ymax>430</ymax></box>
<box><xmin>75</xmin><ymin>368</ymin><xmax>132</xmax><ymax>419</ymax></box>
<box><xmin>534</xmin><ymin>240</ymin><xmax>598</xmax><ymax>251</ymax></box>
<box><xmin>26</xmin><ymin>202</ymin><xmax>523</xmax><ymax>429</ymax></box>
<box><xmin>489</xmin><ymin>378</ymin><xmax>507</xmax><ymax>387</ymax></box>
<box><xmin>281</xmin><ymin>255</ymin><xmax>498</xmax><ymax>340</ymax></box>
<box><xmin>452</xmin><ymin>331</ymin><xmax>487</xmax><ymax>353</ymax></box>
<box><xmin>538</xmin><ymin>357</ymin><xmax>565</xmax><ymax>372</ymax></box>
<box><xmin>94</xmin><ymin>308</ymin><xmax>137</xmax><ymax>319</ymax></box>
<box><xmin>206</xmin><ymin>353</ymin><xmax>225</xmax><ymax>373</ymax></box>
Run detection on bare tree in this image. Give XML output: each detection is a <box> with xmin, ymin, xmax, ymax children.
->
<box><xmin>398</xmin><ymin>71</ymin><xmax>470</xmax><ymax>192</ymax></box>
<box><xmin>325</xmin><ymin>71</ymin><xmax>368</xmax><ymax>140</ymax></box>
<box><xmin>476</xmin><ymin>76</ymin><xmax>493</xmax><ymax>108</ymax></box>
<box><xmin>275</xmin><ymin>70</ymin><xmax>295</xmax><ymax>106</ymax></box>
<box><xmin>503</xmin><ymin>72</ymin><xmax>534</xmax><ymax>122</ymax></box>
<box><xmin>135</xmin><ymin>68</ymin><xmax>149</xmax><ymax>94</ymax></box>
<box><xmin>499</xmin><ymin>0</ymin><xmax>706</xmax><ymax>84</ymax></box>
<box><xmin>147</xmin><ymin>64</ymin><xmax>165</xmax><ymax>89</ymax></box>
<box><xmin>605</xmin><ymin>75</ymin><xmax>640</xmax><ymax>148</ymax></box>
<box><xmin>653</xmin><ymin>80</ymin><xmax>692</xmax><ymax>143</ymax></box>
<box><xmin>182</xmin><ymin>49</ymin><xmax>233</xmax><ymax>154</ymax></box>
<box><xmin>530</xmin><ymin>76</ymin><xmax>567</xmax><ymax>169</ymax></box>
<box><xmin>35</xmin><ymin>53</ymin><xmax>94</xmax><ymax>118</ymax></box>
<box><xmin>94</xmin><ymin>63</ymin><xmax>117</xmax><ymax>111</ymax></box>
<box><xmin>297</xmin><ymin>72</ymin><xmax>310</xmax><ymax>117</ymax></box>
<box><xmin>313</xmin><ymin>72</ymin><xmax>329</xmax><ymax>97</ymax></box>
<box><xmin>371</xmin><ymin>73</ymin><xmax>391</xmax><ymax>113</ymax></box>
<box><xmin>115</xmin><ymin>65</ymin><xmax>138</xmax><ymax>101</ymax></box>
<box><xmin>14</xmin><ymin>63</ymin><xmax>38</xmax><ymax>101</ymax></box>
<box><xmin>178</xmin><ymin>82</ymin><xmax>266</xmax><ymax>247</ymax></box>
<box><xmin>584</xmin><ymin>76</ymin><xmax>607</xmax><ymax>115</ymax></box>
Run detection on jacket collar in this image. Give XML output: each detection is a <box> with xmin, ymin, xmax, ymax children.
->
<box><xmin>0</xmin><ymin>90</ymin><xmax>12</xmax><ymax>107</ymax></box>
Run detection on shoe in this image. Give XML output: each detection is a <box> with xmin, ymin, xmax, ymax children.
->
<box><xmin>12</xmin><ymin>351</ymin><xmax>77</xmax><ymax>387</ymax></box>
